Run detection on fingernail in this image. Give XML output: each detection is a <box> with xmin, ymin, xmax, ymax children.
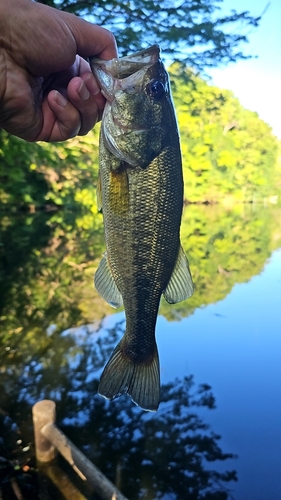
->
<box><xmin>78</xmin><ymin>81</ymin><xmax>90</xmax><ymax>101</ymax></box>
<box><xmin>84</xmin><ymin>73</ymin><xmax>100</xmax><ymax>96</ymax></box>
<box><xmin>55</xmin><ymin>91</ymin><xmax>68</xmax><ymax>107</ymax></box>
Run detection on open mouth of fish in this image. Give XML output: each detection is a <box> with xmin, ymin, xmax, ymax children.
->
<box><xmin>90</xmin><ymin>45</ymin><xmax>161</xmax><ymax>101</ymax></box>
<box><xmin>90</xmin><ymin>45</ymin><xmax>162</xmax><ymax>163</ymax></box>
<box><xmin>90</xmin><ymin>45</ymin><xmax>160</xmax><ymax>80</ymax></box>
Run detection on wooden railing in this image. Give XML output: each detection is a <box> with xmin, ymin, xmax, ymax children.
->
<box><xmin>32</xmin><ymin>400</ymin><xmax>129</xmax><ymax>500</ymax></box>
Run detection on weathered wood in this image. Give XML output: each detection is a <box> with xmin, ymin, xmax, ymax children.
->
<box><xmin>39</xmin><ymin>461</ymin><xmax>88</xmax><ymax>500</ymax></box>
<box><xmin>32</xmin><ymin>400</ymin><xmax>128</xmax><ymax>500</ymax></box>
<box><xmin>41</xmin><ymin>422</ymin><xmax>128</xmax><ymax>500</ymax></box>
<box><xmin>32</xmin><ymin>400</ymin><xmax>57</xmax><ymax>462</ymax></box>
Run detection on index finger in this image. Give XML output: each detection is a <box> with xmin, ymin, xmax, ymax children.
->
<box><xmin>59</xmin><ymin>11</ymin><xmax>118</xmax><ymax>60</ymax></box>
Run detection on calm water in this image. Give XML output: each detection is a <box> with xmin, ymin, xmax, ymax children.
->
<box><xmin>0</xmin><ymin>205</ymin><xmax>280</xmax><ymax>499</ymax></box>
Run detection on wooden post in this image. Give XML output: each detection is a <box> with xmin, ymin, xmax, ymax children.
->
<box><xmin>32</xmin><ymin>400</ymin><xmax>57</xmax><ymax>462</ymax></box>
<box><xmin>41</xmin><ymin>423</ymin><xmax>128</xmax><ymax>500</ymax></box>
<box><xmin>32</xmin><ymin>400</ymin><xmax>129</xmax><ymax>500</ymax></box>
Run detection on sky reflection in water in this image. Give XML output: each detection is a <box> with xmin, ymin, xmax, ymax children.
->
<box><xmin>159</xmin><ymin>248</ymin><xmax>281</xmax><ymax>500</ymax></box>
<box><xmin>65</xmin><ymin>248</ymin><xmax>281</xmax><ymax>500</ymax></box>
<box><xmin>0</xmin><ymin>206</ymin><xmax>281</xmax><ymax>499</ymax></box>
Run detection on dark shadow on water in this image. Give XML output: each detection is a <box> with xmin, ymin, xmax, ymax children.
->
<box><xmin>0</xmin><ymin>320</ymin><xmax>237</xmax><ymax>500</ymax></box>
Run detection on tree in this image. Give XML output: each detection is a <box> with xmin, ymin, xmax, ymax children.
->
<box><xmin>37</xmin><ymin>0</ymin><xmax>261</xmax><ymax>70</ymax></box>
<box><xmin>0</xmin><ymin>128</ymin><xmax>100</xmax><ymax>210</ymax></box>
<box><xmin>169</xmin><ymin>64</ymin><xmax>279</xmax><ymax>204</ymax></box>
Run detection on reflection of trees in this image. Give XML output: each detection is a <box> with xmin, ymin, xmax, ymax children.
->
<box><xmin>0</xmin><ymin>321</ymin><xmax>236</xmax><ymax>500</ymax></box>
<box><xmin>0</xmin><ymin>212</ymin><xmax>51</xmax><ymax>315</ymax></box>
<box><xmin>160</xmin><ymin>204</ymin><xmax>281</xmax><ymax>320</ymax></box>
<box><xmin>0</xmin><ymin>210</ymin><xmax>109</xmax><ymax>347</ymax></box>
<box><xmin>81</xmin><ymin>378</ymin><xmax>237</xmax><ymax>500</ymax></box>
<box><xmin>1</xmin><ymin>206</ymin><xmax>281</xmax><ymax>339</ymax></box>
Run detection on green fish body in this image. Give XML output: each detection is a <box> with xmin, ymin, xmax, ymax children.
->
<box><xmin>90</xmin><ymin>45</ymin><xmax>193</xmax><ymax>411</ymax></box>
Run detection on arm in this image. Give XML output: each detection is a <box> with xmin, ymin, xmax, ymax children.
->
<box><xmin>0</xmin><ymin>0</ymin><xmax>117</xmax><ymax>141</ymax></box>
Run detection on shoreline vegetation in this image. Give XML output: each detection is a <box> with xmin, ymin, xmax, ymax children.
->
<box><xmin>1</xmin><ymin>67</ymin><xmax>280</xmax><ymax>213</ymax></box>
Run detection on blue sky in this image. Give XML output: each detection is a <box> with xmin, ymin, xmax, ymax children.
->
<box><xmin>209</xmin><ymin>0</ymin><xmax>281</xmax><ymax>139</ymax></box>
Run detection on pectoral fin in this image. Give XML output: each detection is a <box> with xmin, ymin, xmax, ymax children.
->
<box><xmin>109</xmin><ymin>166</ymin><xmax>129</xmax><ymax>215</ymax></box>
<box><xmin>163</xmin><ymin>245</ymin><xmax>194</xmax><ymax>304</ymax></box>
<box><xmin>97</xmin><ymin>163</ymin><xmax>129</xmax><ymax>215</ymax></box>
<box><xmin>94</xmin><ymin>252</ymin><xmax>123</xmax><ymax>308</ymax></box>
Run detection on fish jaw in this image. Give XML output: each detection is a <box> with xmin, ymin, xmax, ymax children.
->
<box><xmin>90</xmin><ymin>44</ymin><xmax>160</xmax><ymax>80</ymax></box>
<box><xmin>90</xmin><ymin>45</ymin><xmax>160</xmax><ymax>103</ymax></box>
<box><xmin>91</xmin><ymin>47</ymin><xmax>170</xmax><ymax>168</ymax></box>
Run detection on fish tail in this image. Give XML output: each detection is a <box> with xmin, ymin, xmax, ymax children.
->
<box><xmin>98</xmin><ymin>338</ymin><xmax>160</xmax><ymax>412</ymax></box>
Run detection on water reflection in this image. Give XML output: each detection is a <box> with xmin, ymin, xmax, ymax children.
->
<box><xmin>0</xmin><ymin>318</ymin><xmax>237</xmax><ymax>499</ymax></box>
<box><xmin>161</xmin><ymin>204</ymin><xmax>281</xmax><ymax>320</ymax></box>
<box><xmin>1</xmin><ymin>205</ymin><xmax>280</xmax><ymax>335</ymax></box>
<box><xmin>0</xmin><ymin>205</ymin><xmax>280</xmax><ymax>499</ymax></box>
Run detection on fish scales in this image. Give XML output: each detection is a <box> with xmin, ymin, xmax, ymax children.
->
<box><xmin>101</xmin><ymin>143</ymin><xmax>182</xmax><ymax>348</ymax></box>
<box><xmin>91</xmin><ymin>45</ymin><xmax>193</xmax><ymax>411</ymax></box>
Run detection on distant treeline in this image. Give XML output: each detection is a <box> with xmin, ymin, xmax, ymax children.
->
<box><xmin>170</xmin><ymin>65</ymin><xmax>281</xmax><ymax>204</ymax></box>
<box><xmin>0</xmin><ymin>66</ymin><xmax>280</xmax><ymax>210</ymax></box>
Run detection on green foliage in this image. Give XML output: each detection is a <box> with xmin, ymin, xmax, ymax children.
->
<box><xmin>170</xmin><ymin>65</ymin><xmax>279</xmax><ymax>203</ymax></box>
<box><xmin>273</xmin><ymin>142</ymin><xmax>281</xmax><ymax>196</ymax></box>
<box><xmin>1</xmin><ymin>71</ymin><xmax>279</xmax><ymax>211</ymax></box>
<box><xmin>0</xmin><ymin>132</ymin><xmax>49</xmax><ymax>208</ymax></box>
<box><xmin>0</xmin><ymin>128</ymin><xmax>100</xmax><ymax>211</ymax></box>
<box><xmin>37</xmin><ymin>0</ymin><xmax>260</xmax><ymax>70</ymax></box>
<box><xmin>1</xmin><ymin>1</ymin><xmax>276</xmax><ymax>212</ymax></box>
<box><xmin>38</xmin><ymin>131</ymin><xmax>100</xmax><ymax>209</ymax></box>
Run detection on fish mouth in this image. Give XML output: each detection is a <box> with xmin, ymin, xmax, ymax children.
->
<box><xmin>90</xmin><ymin>44</ymin><xmax>160</xmax><ymax>80</ymax></box>
<box><xmin>91</xmin><ymin>45</ymin><xmax>164</xmax><ymax>166</ymax></box>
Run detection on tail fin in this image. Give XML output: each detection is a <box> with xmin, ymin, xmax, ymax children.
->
<box><xmin>98</xmin><ymin>339</ymin><xmax>160</xmax><ymax>412</ymax></box>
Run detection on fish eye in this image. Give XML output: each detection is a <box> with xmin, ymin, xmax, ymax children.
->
<box><xmin>147</xmin><ymin>80</ymin><xmax>165</xmax><ymax>99</ymax></box>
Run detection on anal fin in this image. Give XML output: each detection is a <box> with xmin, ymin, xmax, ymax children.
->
<box><xmin>163</xmin><ymin>244</ymin><xmax>194</xmax><ymax>304</ymax></box>
<box><xmin>94</xmin><ymin>252</ymin><xmax>123</xmax><ymax>308</ymax></box>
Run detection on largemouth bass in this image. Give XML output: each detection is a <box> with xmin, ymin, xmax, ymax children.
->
<box><xmin>90</xmin><ymin>45</ymin><xmax>193</xmax><ymax>411</ymax></box>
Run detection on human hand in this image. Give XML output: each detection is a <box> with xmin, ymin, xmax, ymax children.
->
<box><xmin>0</xmin><ymin>0</ymin><xmax>117</xmax><ymax>142</ymax></box>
